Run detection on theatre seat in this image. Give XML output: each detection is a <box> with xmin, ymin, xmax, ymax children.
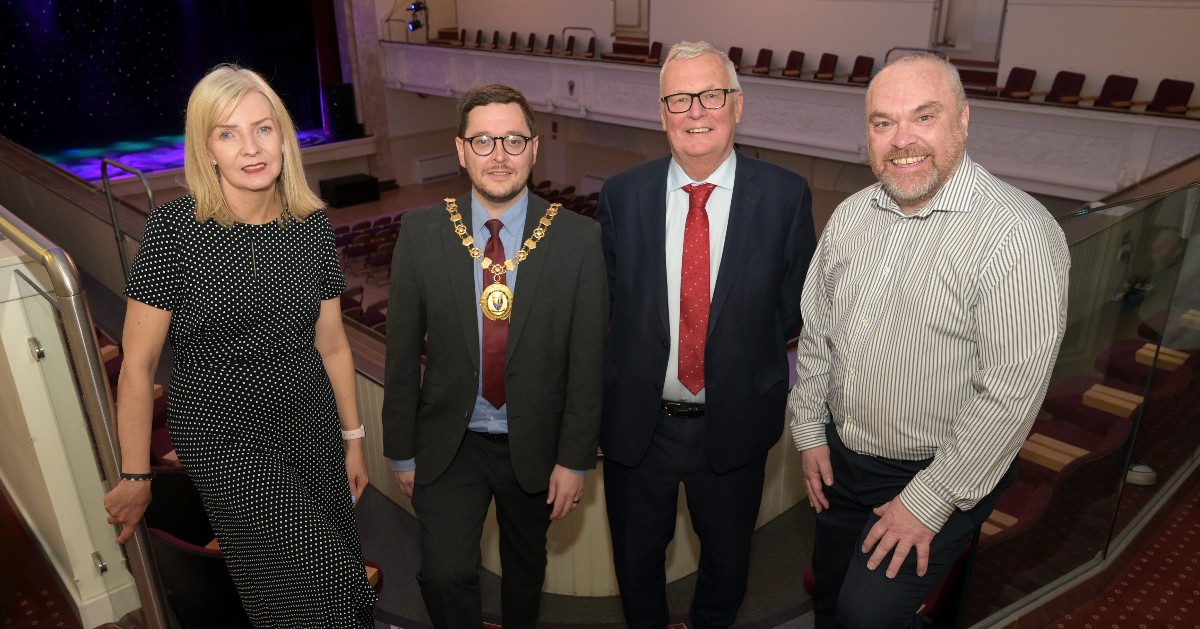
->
<box><xmin>984</xmin><ymin>67</ymin><xmax>1036</xmax><ymax>99</ymax></box>
<box><xmin>147</xmin><ymin>528</ymin><xmax>252</xmax><ymax>629</ymax></box>
<box><xmin>727</xmin><ymin>46</ymin><xmax>743</xmax><ymax>70</ymax></box>
<box><xmin>643</xmin><ymin>41</ymin><xmax>663</xmax><ymax>65</ymax></box>
<box><xmin>774</xmin><ymin>50</ymin><xmax>805</xmax><ymax>78</ymax></box>
<box><xmin>746</xmin><ymin>48</ymin><xmax>773</xmax><ymax>75</ymax></box>
<box><xmin>1080</xmin><ymin>74</ymin><xmax>1138</xmax><ymax>109</ymax></box>
<box><xmin>810</xmin><ymin>53</ymin><xmax>839</xmax><ymax>81</ymax></box>
<box><xmin>1038</xmin><ymin>70</ymin><xmax>1087</xmax><ymax>104</ymax></box>
<box><xmin>1145</xmin><ymin>78</ymin><xmax>1196</xmax><ymax>114</ymax></box>
<box><xmin>840</xmin><ymin>55</ymin><xmax>875</xmax><ymax>84</ymax></box>
<box><xmin>1094</xmin><ymin>338</ymin><xmax>1193</xmax><ymax>399</ymax></box>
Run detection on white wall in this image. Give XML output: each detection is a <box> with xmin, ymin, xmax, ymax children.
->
<box><xmin>436</xmin><ymin>0</ymin><xmax>937</xmax><ymax>77</ymax></box>
<box><xmin>649</xmin><ymin>0</ymin><xmax>937</xmax><ymax>75</ymax></box>
<box><xmin>454</xmin><ymin>0</ymin><xmax>612</xmax><ymax>51</ymax></box>
<box><xmin>1000</xmin><ymin>0</ymin><xmax>1200</xmax><ymax>105</ymax></box>
<box><xmin>374</xmin><ymin>0</ymin><xmax>1200</xmax><ymax>106</ymax></box>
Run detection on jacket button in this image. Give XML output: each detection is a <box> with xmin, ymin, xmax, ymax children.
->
<box><xmin>662</xmin><ymin>341</ymin><xmax>669</xmax><ymax>349</ymax></box>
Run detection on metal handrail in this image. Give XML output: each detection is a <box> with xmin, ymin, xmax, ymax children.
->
<box><xmin>561</xmin><ymin>26</ymin><xmax>597</xmax><ymax>49</ymax></box>
<box><xmin>0</xmin><ymin>202</ymin><xmax>168</xmax><ymax>629</ymax></box>
<box><xmin>100</xmin><ymin>158</ymin><xmax>156</xmax><ymax>279</ymax></box>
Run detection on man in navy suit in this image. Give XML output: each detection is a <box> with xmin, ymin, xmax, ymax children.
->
<box><xmin>597</xmin><ymin>41</ymin><xmax>817</xmax><ymax>628</ymax></box>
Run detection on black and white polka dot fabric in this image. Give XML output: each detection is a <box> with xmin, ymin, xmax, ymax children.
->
<box><xmin>125</xmin><ymin>196</ymin><xmax>377</xmax><ymax>627</ymax></box>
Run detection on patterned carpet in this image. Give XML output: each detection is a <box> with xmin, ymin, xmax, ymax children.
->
<box><xmin>1047</xmin><ymin>473</ymin><xmax>1200</xmax><ymax>629</ymax></box>
<box><xmin>0</xmin><ymin>486</ymin><xmax>82</xmax><ymax>629</ymax></box>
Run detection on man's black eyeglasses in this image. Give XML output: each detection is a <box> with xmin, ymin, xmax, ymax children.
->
<box><xmin>461</xmin><ymin>134</ymin><xmax>534</xmax><ymax>157</ymax></box>
<box><xmin>660</xmin><ymin>88</ymin><xmax>739</xmax><ymax>114</ymax></box>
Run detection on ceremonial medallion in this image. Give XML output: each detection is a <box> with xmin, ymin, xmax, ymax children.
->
<box><xmin>444</xmin><ymin>197</ymin><xmax>562</xmax><ymax>321</ymax></box>
<box><xmin>481</xmin><ymin>282</ymin><xmax>514</xmax><ymax>321</ymax></box>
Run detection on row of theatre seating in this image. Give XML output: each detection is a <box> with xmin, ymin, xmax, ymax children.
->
<box><xmin>974</xmin><ymin>67</ymin><xmax>1197</xmax><ymax>116</ymax></box>
<box><xmin>337</xmin><ymin>219</ymin><xmax>399</xmax><ymax>285</ymax></box>
<box><xmin>426</xmin><ymin>28</ymin><xmax>878</xmax><ymax>86</ymax></box>
<box><xmin>531</xmin><ymin>179</ymin><xmax>599</xmax><ymax>218</ymax></box>
<box><xmin>419</xmin><ymin>30</ymin><xmax>1197</xmax><ymax>117</ymax></box>
<box><xmin>728</xmin><ymin>47</ymin><xmax>876</xmax><ymax>84</ymax></box>
<box><xmin>430</xmin><ymin>28</ymin><xmax>608</xmax><ymax>61</ymax></box>
<box><xmin>963</xmin><ymin>302</ymin><xmax>1200</xmax><ymax>618</ymax></box>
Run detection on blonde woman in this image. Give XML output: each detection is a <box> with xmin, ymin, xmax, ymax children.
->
<box><xmin>103</xmin><ymin>64</ymin><xmax>377</xmax><ymax>627</ymax></box>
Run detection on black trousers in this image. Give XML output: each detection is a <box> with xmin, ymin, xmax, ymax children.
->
<box><xmin>412</xmin><ymin>431</ymin><xmax>552</xmax><ymax>629</ymax></box>
<box><xmin>813</xmin><ymin>423</ymin><xmax>1016</xmax><ymax>629</ymax></box>
<box><xmin>604</xmin><ymin>410</ymin><xmax>767</xmax><ymax>629</ymax></box>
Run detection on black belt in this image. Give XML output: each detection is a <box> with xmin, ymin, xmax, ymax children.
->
<box><xmin>469</xmin><ymin>430</ymin><xmax>509</xmax><ymax>442</ymax></box>
<box><xmin>661</xmin><ymin>400</ymin><xmax>705</xmax><ymax>418</ymax></box>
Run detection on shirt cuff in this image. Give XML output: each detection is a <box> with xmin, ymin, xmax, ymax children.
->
<box><xmin>897</xmin><ymin>475</ymin><xmax>957</xmax><ymax>534</ymax></box>
<box><xmin>391</xmin><ymin>458</ymin><xmax>415</xmax><ymax>473</ymax></box>
<box><xmin>568</xmin><ymin>468</ymin><xmax>586</xmax><ymax>477</ymax></box>
<box><xmin>791</xmin><ymin>419</ymin><xmax>829</xmax><ymax>451</ymax></box>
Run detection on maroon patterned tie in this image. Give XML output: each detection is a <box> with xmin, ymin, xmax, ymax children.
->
<box><xmin>679</xmin><ymin>183</ymin><xmax>715</xmax><ymax>394</ymax></box>
<box><xmin>482</xmin><ymin>219</ymin><xmax>507</xmax><ymax>408</ymax></box>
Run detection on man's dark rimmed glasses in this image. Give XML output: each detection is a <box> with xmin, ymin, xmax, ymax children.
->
<box><xmin>660</xmin><ymin>88</ymin><xmax>739</xmax><ymax>114</ymax></box>
<box><xmin>461</xmin><ymin>134</ymin><xmax>534</xmax><ymax>157</ymax></box>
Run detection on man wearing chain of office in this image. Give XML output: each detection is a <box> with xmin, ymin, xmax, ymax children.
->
<box><xmin>382</xmin><ymin>84</ymin><xmax>608</xmax><ymax>628</ymax></box>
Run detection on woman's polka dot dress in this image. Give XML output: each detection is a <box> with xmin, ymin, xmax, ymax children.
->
<box><xmin>125</xmin><ymin>196</ymin><xmax>378</xmax><ymax>627</ymax></box>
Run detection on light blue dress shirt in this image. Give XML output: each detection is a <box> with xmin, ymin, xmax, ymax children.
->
<box><xmin>392</xmin><ymin>191</ymin><xmax>528</xmax><ymax>473</ymax></box>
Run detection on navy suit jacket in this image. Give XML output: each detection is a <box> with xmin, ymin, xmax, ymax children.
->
<box><xmin>597</xmin><ymin>152</ymin><xmax>816</xmax><ymax>473</ymax></box>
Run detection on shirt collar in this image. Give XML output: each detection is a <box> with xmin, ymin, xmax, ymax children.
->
<box><xmin>471</xmin><ymin>188</ymin><xmax>529</xmax><ymax>237</ymax></box>
<box><xmin>872</xmin><ymin>152</ymin><xmax>978</xmax><ymax>217</ymax></box>
<box><xmin>668</xmin><ymin>150</ymin><xmax>738</xmax><ymax>192</ymax></box>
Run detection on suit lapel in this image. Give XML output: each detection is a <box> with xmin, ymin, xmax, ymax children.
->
<box><xmin>709</xmin><ymin>156</ymin><xmax>761</xmax><ymax>335</ymax></box>
<box><xmin>639</xmin><ymin>166</ymin><xmax>671</xmax><ymax>337</ymax></box>
<box><xmin>445</xmin><ymin>193</ymin><xmax>481</xmax><ymax>370</ymax></box>
<box><xmin>505</xmin><ymin>193</ymin><xmax>549</xmax><ymax>362</ymax></box>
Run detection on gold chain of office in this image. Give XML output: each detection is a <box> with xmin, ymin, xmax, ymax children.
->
<box><xmin>444</xmin><ymin>197</ymin><xmax>561</xmax><ymax>321</ymax></box>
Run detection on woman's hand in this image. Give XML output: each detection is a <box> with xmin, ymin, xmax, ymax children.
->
<box><xmin>103</xmin><ymin>480</ymin><xmax>153</xmax><ymax>543</ymax></box>
<box><xmin>345</xmin><ymin>441</ymin><xmax>369</xmax><ymax>501</ymax></box>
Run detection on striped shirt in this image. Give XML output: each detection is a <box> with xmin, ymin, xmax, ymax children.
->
<box><xmin>787</xmin><ymin>153</ymin><xmax>1070</xmax><ymax>532</ymax></box>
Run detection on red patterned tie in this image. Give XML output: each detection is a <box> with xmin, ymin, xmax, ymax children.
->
<box><xmin>482</xmin><ymin>219</ymin><xmax>507</xmax><ymax>408</ymax></box>
<box><xmin>679</xmin><ymin>183</ymin><xmax>715</xmax><ymax>394</ymax></box>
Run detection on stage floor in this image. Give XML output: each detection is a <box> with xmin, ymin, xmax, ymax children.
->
<box><xmin>40</xmin><ymin>129</ymin><xmax>332</xmax><ymax>182</ymax></box>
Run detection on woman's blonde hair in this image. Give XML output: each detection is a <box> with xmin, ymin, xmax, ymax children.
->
<box><xmin>183</xmin><ymin>64</ymin><xmax>324</xmax><ymax>226</ymax></box>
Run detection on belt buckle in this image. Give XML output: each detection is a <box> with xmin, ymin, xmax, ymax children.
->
<box><xmin>661</xmin><ymin>400</ymin><xmax>704</xmax><ymax>418</ymax></box>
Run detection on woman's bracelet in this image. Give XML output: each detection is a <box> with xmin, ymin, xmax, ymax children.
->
<box><xmin>120</xmin><ymin>471</ymin><xmax>154</xmax><ymax>482</ymax></box>
<box><xmin>341</xmin><ymin>425</ymin><xmax>365</xmax><ymax>440</ymax></box>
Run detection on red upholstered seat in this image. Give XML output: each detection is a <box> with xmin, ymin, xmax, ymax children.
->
<box><xmin>1082</xmin><ymin>74</ymin><xmax>1139</xmax><ymax>109</ymax></box>
<box><xmin>985</xmin><ymin>67</ymin><xmax>1037</xmax><ymax>99</ymax></box>
<box><xmin>1145</xmin><ymin>78</ymin><xmax>1196</xmax><ymax>114</ymax></box>
<box><xmin>811</xmin><ymin>53</ymin><xmax>839</xmax><ymax>81</ymax></box>
<box><xmin>1041</xmin><ymin>70</ymin><xmax>1087</xmax><ymax>104</ymax></box>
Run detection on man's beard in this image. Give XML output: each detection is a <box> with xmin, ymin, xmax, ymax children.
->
<box><xmin>872</xmin><ymin>134</ymin><xmax>965</xmax><ymax>210</ymax></box>
<box><xmin>473</xmin><ymin>176</ymin><xmax>526</xmax><ymax>207</ymax></box>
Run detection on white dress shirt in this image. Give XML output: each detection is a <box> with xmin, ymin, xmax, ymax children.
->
<box><xmin>788</xmin><ymin>154</ymin><xmax>1071</xmax><ymax>532</ymax></box>
<box><xmin>662</xmin><ymin>152</ymin><xmax>737</xmax><ymax>403</ymax></box>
